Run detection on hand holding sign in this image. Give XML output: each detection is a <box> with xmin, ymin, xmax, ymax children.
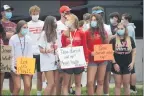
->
<box><xmin>16</xmin><ymin>57</ymin><xmax>36</xmax><ymax>74</ymax></box>
<box><xmin>94</xmin><ymin>44</ymin><xmax>114</xmax><ymax>61</ymax></box>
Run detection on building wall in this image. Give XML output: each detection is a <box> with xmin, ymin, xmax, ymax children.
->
<box><xmin>87</xmin><ymin>0</ymin><xmax>142</xmax><ymax>21</ymax></box>
<box><xmin>1</xmin><ymin>1</ymin><xmax>61</xmax><ymax>17</ymax></box>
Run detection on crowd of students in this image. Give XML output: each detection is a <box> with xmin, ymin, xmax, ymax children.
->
<box><xmin>0</xmin><ymin>4</ymin><xmax>136</xmax><ymax>95</ymax></box>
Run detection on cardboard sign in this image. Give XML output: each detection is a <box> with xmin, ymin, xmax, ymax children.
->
<box><xmin>94</xmin><ymin>44</ymin><xmax>114</xmax><ymax>61</ymax></box>
<box><xmin>17</xmin><ymin>57</ymin><xmax>36</xmax><ymax>74</ymax></box>
<box><xmin>57</xmin><ymin>46</ymin><xmax>87</xmax><ymax>69</ymax></box>
<box><xmin>0</xmin><ymin>45</ymin><xmax>12</xmax><ymax>72</ymax></box>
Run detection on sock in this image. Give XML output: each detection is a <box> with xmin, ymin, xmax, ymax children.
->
<box><xmin>43</xmin><ymin>82</ymin><xmax>47</xmax><ymax>88</ymax></box>
<box><xmin>130</xmin><ymin>85</ymin><xmax>136</xmax><ymax>91</ymax></box>
<box><xmin>37</xmin><ymin>91</ymin><xmax>41</xmax><ymax>95</ymax></box>
<box><xmin>70</xmin><ymin>87</ymin><xmax>73</xmax><ymax>93</ymax></box>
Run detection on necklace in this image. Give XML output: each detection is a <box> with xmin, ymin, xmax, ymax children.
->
<box><xmin>70</xmin><ymin>29</ymin><xmax>77</xmax><ymax>44</ymax></box>
<box><xmin>18</xmin><ymin>35</ymin><xmax>25</xmax><ymax>56</ymax></box>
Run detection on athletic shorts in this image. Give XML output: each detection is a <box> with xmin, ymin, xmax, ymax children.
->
<box><xmin>4</xmin><ymin>72</ymin><xmax>12</xmax><ymax>79</ymax></box>
<box><xmin>112</xmin><ymin>64</ymin><xmax>131</xmax><ymax>74</ymax></box>
<box><xmin>63</xmin><ymin>67</ymin><xmax>84</xmax><ymax>75</ymax></box>
<box><xmin>106</xmin><ymin>61</ymin><xmax>112</xmax><ymax>72</ymax></box>
<box><xmin>88</xmin><ymin>61</ymin><xmax>107</xmax><ymax>67</ymax></box>
<box><xmin>33</xmin><ymin>55</ymin><xmax>40</xmax><ymax>72</ymax></box>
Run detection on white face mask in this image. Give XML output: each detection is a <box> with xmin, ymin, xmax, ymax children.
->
<box><xmin>32</xmin><ymin>15</ymin><xmax>39</xmax><ymax>22</ymax></box>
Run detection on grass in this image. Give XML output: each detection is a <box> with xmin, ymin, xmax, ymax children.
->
<box><xmin>2</xmin><ymin>87</ymin><xmax>143</xmax><ymax>95</ymax></box>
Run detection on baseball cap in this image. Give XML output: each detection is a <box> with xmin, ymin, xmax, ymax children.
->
<box><xmin>59</xmin><ymin>5</ymin><xmax>71</xmax><ymax>13</ymax></box>
<box><xmin>1</xmin><ymin>5</ymin><xmax>14</xmax><ymax>11</ymax></box>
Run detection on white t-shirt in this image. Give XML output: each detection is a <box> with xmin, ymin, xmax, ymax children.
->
<box><xmin>56</xmin><ymin>20</ymin><xmax>67</xmax><ymax>48</ymax></box>
<box><xmin>39</xmin><ymin>31</ymin><xmax>58</xmax><ymax>71</ymax></box>
<box><xmin>104</xmin><ymin>24</ymin><xmax>112</xmax><ymax>36</ymax></box>
<box><xmin>27</xmin><ymin>20</ymin><xmax>44</xmax><ymax>55</ymax></box>
<box><xmin>9</xmin><ymin>34</ymin><xmax>33</xmax><ymax>72</ymax></box>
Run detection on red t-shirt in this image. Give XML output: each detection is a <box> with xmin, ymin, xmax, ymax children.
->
<box><xmin>85</xmin><ymin>30</ymin><xmax>108</xmax><ymax>63</ymax></box>
<box><xmin>61</xmin><ymin>29</ymin><xmax>88</xmax><ymax>62</ymax></box>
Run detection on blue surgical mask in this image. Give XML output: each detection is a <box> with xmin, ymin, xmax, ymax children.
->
<box><xmin>21</xmin><ymin>28</ymin><xmax>29</xmax><ymax>36</ymax></box>
<box><xmin>91</xmin><ymin>21</ymin><xmax>97</xmax><ymax>28</ymax></box>
<box><xmin>117</xmin><ymin>29</ymin><xmax>125</xmax><ymax>36</ymax></box>
<box><xmin>5</xmin><ymin>12</ymin><xmax>12</xmax><ymax>20</ymax></box>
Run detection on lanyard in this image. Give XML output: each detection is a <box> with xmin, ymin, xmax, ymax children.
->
<box><xmin>70</xmin><ymin>29</ymin><xmax>77</xmax><ymax>44</ymax></box>
<box><xmin>18</xmin><ymin>35</ymin><xmax>25</xmax><ymax>56</ymax></box>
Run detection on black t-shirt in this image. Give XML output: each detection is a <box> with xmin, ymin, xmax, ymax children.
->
<box><xmin>110</xmin><ymin>37</ymin><xmax>136</xmax><ymax>66</ymax></box>
<box><xmin>110</xmin><ymin>24</ymin><xmax>117</xmax><ymax>35</ymax></box>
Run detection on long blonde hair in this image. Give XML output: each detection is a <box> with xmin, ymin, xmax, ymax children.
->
<box><xmin>116</xmin><ymin>23</ymin><xmax>132</xmax><ymax>51</ymax></box>
<box><xmin>63</xmin><ymin>14</ymin><xmax>79</xmax><ymax>37</ymax></box>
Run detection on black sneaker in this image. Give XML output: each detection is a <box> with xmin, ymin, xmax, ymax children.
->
<box><xmin>130</xmin><ymin>85</ymin><xmax>137</xmax><ymax>94</ymax></box>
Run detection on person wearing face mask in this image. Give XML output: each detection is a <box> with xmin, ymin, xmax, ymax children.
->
<box><xmin>102</xmin><ymin>12</ymin><xmax>121</xmax><ymax>96</ymax></box>
<box><xmin>82</xmin><ymin>13</ymin><xmax>91</xmax><ymax>32</ymax></box>
<box><xmin>61</xmin><ymin>14</ymin><xmax>88</xmax><ymax>95</ymax></box>
<box><xmin>39</xmin><ymin>16</ymin><xmax>59</xmax><ymax>95</ymax></box>
<box><xmin>121</xmin><ymin>13</ymin><xmax>137</xmax><ymax>94</ymax></box>
<box><xmin>57</xmin><ymin>5</ymin><xmax>77</xmax><ymax>95</ymax></box>
<box><xmin>110</xmin><ymin>23</ymin><xmax>136</xmax><ymax>95</ymax></box>
<box><xmin>9</xmin><ymin>20</ymin><xmax>33</xmax><ymax>95</ymax></box>
<box><xmin>0</xmin><ymin>4</ymin><xmax>16</xmax><ymax>95</ymax></box>
<box><xmin>109</xmin><ymin>12</ymin><xmax>121</xmax><ymax>35</ymax></box>
<box><xmin>91</xmin><ymin>6</ymin><xmax>112</xmax><ymax>95</ymax></box>
<box><xmin>27</xmin><ymin>5</ymin><xmax>44</xmax><ymax>95</ymax></box>
<box><xmin>85</xmin><ymin>14</ymin><xmax>108</xmax><ymax>95</ymax></box>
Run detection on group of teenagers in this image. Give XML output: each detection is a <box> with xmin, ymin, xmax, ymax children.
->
<box><xmin>0</xmin><ymin>4</ymin><xmax>137</xmax><ymax>96</ymax></box>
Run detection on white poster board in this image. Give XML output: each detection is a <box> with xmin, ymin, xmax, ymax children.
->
<box><xmin>57</xmin><ymin>46</ymin><xmax>87</xmax><ymax>69</ymax></box>
<box><xmin>0</xmin><ymin>45</ymin><xmax>12</xmax><ymax>72</ymax></box>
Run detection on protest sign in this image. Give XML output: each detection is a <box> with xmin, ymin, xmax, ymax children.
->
<box><xmin>17</xmin><ymin>57</ymin><xmax>35</xmax><ymax>74</ymax></box>
<box><xmin>94</xmin><ymin>44</ymin><xmax>114</xmax><ymax>61</ymax></box>
<box><xmin>0</xmin><ymin>45</ymin><xmax>12</xmax><ymax>72</ymax></box>
<box><xmin>57</xmin><ymin>46</ymin><xmax>86</xmax><ymax>69</ymax></box>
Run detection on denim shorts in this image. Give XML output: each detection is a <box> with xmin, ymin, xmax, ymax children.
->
<box><xmin>88</xmin><ymin>61</ymin><xmax>107</xmax><ymax>66</ymax></box>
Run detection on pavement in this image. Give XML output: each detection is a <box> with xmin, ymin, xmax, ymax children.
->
<box><xmin>3</xmin><ymin>72</ymin><xmax>143</xmax><ymax>90</ymax></box>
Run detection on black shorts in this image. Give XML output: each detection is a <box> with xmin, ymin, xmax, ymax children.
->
<box><xmin>112</xmin><ymin>64</ymin><xmax>130</xmax><ymax>75</ymax></box>
<box><xmin>63</xmin><ymin>67</ymin><xmax>84</xmax><ymax>75</ymax></box>
<box><xmin>131</xmin><ymin>66</ymin><xmax>135</xmax><ymax>74</ymax></box>
<box><xmin>4</xmin><ymin>72</ymin><xmax>12</xmax><ymax>79</ymax></box>
<box><xmin>33</xmin><ymin>55</ymin><xmax>41</xmax><ymax>72</ymax></box>
<box><xmin>106</xmin><ymin>61</ymin><xmax>112</xmax><ymax>72</ymax></box>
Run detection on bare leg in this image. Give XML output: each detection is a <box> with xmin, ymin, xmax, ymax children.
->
<box><xmin>23</xmin><ymin>75</ymin><xmax>33</xmax><ymax>95</ymax></box>
<box><xmin>0</xmin><ymin>72</ymin><xmax>5</xmax><ymax>95</ymax></box>
<box><xmin>114</xmin><ymin>74</ymin><xmax>122</xmax><ymax>95</ymax></box>
<box><xmin>87</xmin><ymin>66</ymin><xmax>97</xmax><ymax>95</ymax></box>
<box><xmin>62</xmin><ymin>73</ymin><xmax>71</xmax><ymax>95</ymax></box>
<box><xmin>123</xmin><ymin>74</ymin><xmax>131</xmax><ymax>95</ymax></box>
<box><xmin>96</xmin><ymin>64</ymin><xmax>106</xmax><ymax>95</ymax></box>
